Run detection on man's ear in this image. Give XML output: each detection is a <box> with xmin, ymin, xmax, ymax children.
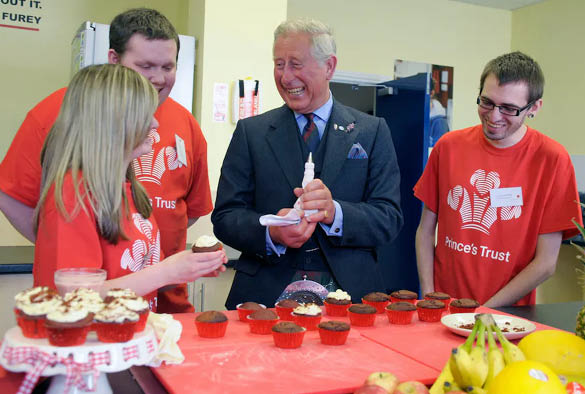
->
<box><xmin>108</xmin><ymin>49</ymin><xmax>120</xmax><ymax>64</ymax></box>
<box><xmin>528</xmin><ymin>98</ymin><xmax>543</xmax><ymax>118</ymax></box>
<box><xmin>325</xmin><ymin>55</ymin><xmax>337</xmax><ymax>81</ymax></box>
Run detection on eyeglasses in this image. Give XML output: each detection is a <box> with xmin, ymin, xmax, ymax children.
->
<box><xmin>476</xmin><ymin>96</ymin><xmax>533</xmax><ymax>116</ymax></box>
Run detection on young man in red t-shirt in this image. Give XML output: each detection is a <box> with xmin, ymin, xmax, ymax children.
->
<box><xmin>0</xmin><ymin>8</ymin><xmax>213</xmax><ymax>313</ymax></box>
<box><xmin>414</xmin><ymin>52</ymin><xmax>582</xmax><ymax>307</ymax></box>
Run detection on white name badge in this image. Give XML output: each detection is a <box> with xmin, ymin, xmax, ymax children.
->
<box><xmin>490</xmin><ymin>187</ymin><xmax>523</xmax><ymax>207</ymax></box>
<box><xmin>175</xmin><ymin>134</ymin><xmax>188</xmax><ymax>167</ymax></box>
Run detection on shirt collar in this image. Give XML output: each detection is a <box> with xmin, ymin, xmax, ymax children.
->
<box><xmin>294</xmin><ymin>92</ymin><xmax>334</xmax><ymax>123</ymax></box>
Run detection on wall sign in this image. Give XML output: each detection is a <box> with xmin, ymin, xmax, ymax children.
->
<box><xmin>1</xmin><ymin>0</ymin><xmax>42</xmax><ymax>31</ymax></box>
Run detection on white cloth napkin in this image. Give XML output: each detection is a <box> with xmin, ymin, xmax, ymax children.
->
<box><xmin>259</xmin><ymin>209</ymin><xmax>302</xmax><ymax>226</ymax></box>
<box><xmin>147</xmin><ymin>313</ymin><xmax>185</xmax><ymax>366</ymax></box>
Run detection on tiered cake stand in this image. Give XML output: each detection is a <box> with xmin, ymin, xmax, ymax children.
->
<box><xmin>0</xmin><ymin>326</ymin><xmax>157</xmax><ymax>394</ymax></box>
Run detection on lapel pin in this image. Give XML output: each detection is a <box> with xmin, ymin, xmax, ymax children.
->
<box><xmin>339</xmin><ymin>126</ymin><xmax>345</xmax><ymax>131</ymax></box>
<box><xmin>333</xmin><ymin>124</ymin><xmax>338</xmax><ymax>130</ymax></box>
<box><xmin>346</xmin><ymin>122</ymin><xmax>355</xmax><ymax>132</ymax></box>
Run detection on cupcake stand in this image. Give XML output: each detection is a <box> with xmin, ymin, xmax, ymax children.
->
<box><xmin>0</xmin><ymin>326</ymin><xmax>157</xmax><ymax>394</ymax></box>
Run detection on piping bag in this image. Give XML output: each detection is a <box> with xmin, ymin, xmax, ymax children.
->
<box><xmin>259</xmin><ymin>153</ymin><xmax>317</xmax><ymax>226</ymax></box>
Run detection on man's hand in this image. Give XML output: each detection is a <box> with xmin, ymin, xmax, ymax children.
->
<box><xmin>294</xmin><ymin>179</ymin><xmax>335</xmax><ymax>225</ymax></box>
<box><xmin>269</xmin><ymin>208</ymin><xmax>317</xmax><ymax>248</ymax></box>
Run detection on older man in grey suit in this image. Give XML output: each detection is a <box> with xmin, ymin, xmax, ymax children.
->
<box><xmin>212</xmin><ymin>18</ymin><xmax>403</xmax><ymax>309</ymax></box>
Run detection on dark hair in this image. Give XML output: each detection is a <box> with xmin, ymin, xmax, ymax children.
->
<box><xmin>479</xmin><ymin>51</ymin><xmax>544</xmax><ymax>103</ymax></box>
<box><xmin>109</xmin><ymin>8</ymin><xmax>180</xmax><ymax>59</ymax></box>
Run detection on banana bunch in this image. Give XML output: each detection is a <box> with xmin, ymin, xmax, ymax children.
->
<box><xmin>430</xmin><ymin>313</ymin><xmax>526</xmax><ymax>394</ymax></box>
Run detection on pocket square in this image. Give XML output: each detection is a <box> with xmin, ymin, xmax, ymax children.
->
<box><xmin>347</xmin><ymin>142</ymin><xmax>368</xmax><ymax>159</ymax></box>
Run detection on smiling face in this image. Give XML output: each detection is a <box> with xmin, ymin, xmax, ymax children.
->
<box><xmin>273</xmin><ymin>32</ymin><xmax>336</xmax><ymax>114</ymax></box>
<box><xmin>109</xmin><ymin>34</ymin><xmax>177</xmax><ymax>106</ymax></box>
<box><xmin>478</xmin><ymin>73</ymin><xmax>542</xmax><ymax>148</ymax></box>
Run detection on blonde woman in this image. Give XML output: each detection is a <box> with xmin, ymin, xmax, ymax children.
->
<box><xmin>33</xmin><ymin>64</ymin><xmax>226</xmax><ymax>310</ymax></box>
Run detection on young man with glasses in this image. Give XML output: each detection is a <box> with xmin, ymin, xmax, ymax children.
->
<box><xmin>414</xmin><ymin>51</ymin><xmax>582</xmax><ymax>307</ymax></box>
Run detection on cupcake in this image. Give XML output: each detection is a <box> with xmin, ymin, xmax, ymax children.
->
<box><xmin>424</xmin><ymin>292</ymin><xmax>451</xmax><ymax>311</ymax></box>
<box><xmin>348</xmin><ymin>304</ymin><xmax>377</xmax><ymax>327</ymax></box>
<box><xmin>45</xmin><ymin>303</ymin><xmax>92</xmax><ymax>346</ymax></box>
<box><xmin>318</xmin><ymin>320</ymin><xmax>350</xmax><ymax>345</ymax></box>
<box><xmin>108</xmin><ymin>295</ymin><xmax>149</xmax><ymax>332</ymax></box>
<box><xmin>93</xmin><ymin>302</ymin><xmax>139</xmax><ymax>343</ymax></box>
<box><xmin>292</xmin><ymin>303</ymin><xmax>322</xmax><ymax>330</ymax></box>
<box><xmin>275</xmin><ymin>299</ymin><xmax>300</xmax><ymax>321</ymax></box>
<box><xmin>390</xmin><ymin>290</ymin><xmax>418</xmax><ymax>304</ymax></box>
<box><xmin>63</xmin><ymin>288</ymin><xmax>104</xmax><ymax>331</ymax></box>
<box><xmin>14</xmin><ymin>287</ymin><xmax>61</xmax><ymax>338</ymax></box>
<box><xmin>236</xmin><ymin>301</ymin><xmax>266</xmax><ymax>322</ymax></box>
<box><xmin>271</xmin><ymin>322</ymin><xmax>306</xmax><ymax>349</ymax></box>
<box><xmin>449</xmin><ymin>298</ymin><xmax>480</xmax><ymax>314</ymax></box>
<box><xmin>362</xmin><ymin>292</ymin><xmax>390</xmax><ymax>314</ymax></box>
<box><xmin>324</xmin><ymin>289</ymin><xmax>352</xmax><ymax>317</ymax></box>
<box><xmin>195</xmin><ymin>311</ymin><xmax>228</xmax><ymax>338</ymax></box>
<box><xmin>385</xmin><ymin>302</ymin><xmax>417</xmax><ymax>325</ymax></box>
<box><xmin>104</xmin><ymin>288</ymin><xmax>137</xmax><ymax>303</ymax></box>
<box><xmin>416</xmin><ymin>299</ymin><xmax>445</xmax><ymax>322</ymax></box>
<box><xmin>192</xmin><ymin>235</ymin><xmax>223</xmax><ymax>252</ymax></box>
<box><xmin>247</xmin><ymin>309</ymin><xmax>279</xmax><ymax>335</ymax></box>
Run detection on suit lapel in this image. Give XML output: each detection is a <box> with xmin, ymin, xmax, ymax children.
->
<box><xmin>320</xmin><ymin>102</ymin><xmax>357</xmax><ymax>186</ymax></box>
<box><xmin>265</xmin><ymin>105</ymin><xmax>304</xmax><ymax>190</ymax></box>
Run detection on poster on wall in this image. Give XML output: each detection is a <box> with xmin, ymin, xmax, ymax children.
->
<box><xmin>0</xmin><ymin>0</ymin><xmax>43</xmax><ymax>31</ymax></box>
<box><xmin>394</xmin><ymin>60</ymin><xmax>454</xmax><ymax>148</ymax></box>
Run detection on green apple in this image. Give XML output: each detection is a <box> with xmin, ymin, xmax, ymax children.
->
<box><xmin>394</xmin><ymin>381</ymin><xmax>429</xmax><ymax>394</ymax></box>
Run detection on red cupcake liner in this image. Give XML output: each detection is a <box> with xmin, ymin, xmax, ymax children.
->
<box><xmin>95</xmin><ymin>321</ymin><xmax>137</xmax><ymax>343</ymax></box>
<box><xmin>46</xmin><ymin>325</ymin><xmax>90</xmax><ymax>347</ymax></box>
<box><xmin>195</xmin><ymin>320</ymin><xmax>228</xmax><ymax>338</ymax></box>
<box><xmin>425</xmin><ymin>296</ymin><xmax>451</xmax><ymax>312</ymax></box>
<box><xmin>15</xmin><ymin>309</ymin><xmax>47</xmax><ymax>339</ymax></box>
<box><xmin>236</xmin><ymin>304</ymin><xmax>266</xmax><ymax>322</ymax></box>
<box><xmin>134</xmin><ymin>310</ymin><xmax>149</xmax><ymax>332</ymax></box>
<box><xmin>348</xmin><ymin>311</ymin><xmax>376</xmax><ymax>327</ymax></box>
<box><xmin>247</xmin><ymin>316</ymin><xmax>279</xmax><ymax>335</ymax></box>
<box><xmin>272</xmin><ymin>329</ymin><xmax>305</xmax><ymax>349</ymax></box>
<box><xmin>292</xmin><ymin>314</ymin><xmax>322</xmax><ymax>331</ymax></box>
<box><xmin>417</xmin><ymin>307</ymin><xmax>443</xmax><ymax>322</ymax></box>
<box><xmin>449</xmin><ymin>306</ymin><xmax>478</xmax><ymax>314</ymax></box>
<box><xmin>362</xmin><ymin>299</ymin><xmax>390</xmax><ymax>314</ymax></box>
<box><xmin>390</xmin><ymin>296</ymin><xmax>417</xmax><ymax>304</ymax></box>
<box><xmin>318</xmin><ymin>327</ymin><xmax>350</xmax><ymax>345</ymax></box>
<box><xmin>385</xmin><ymin>309</ymin><xmax>416</xmax><ymax>325</ymax></box>
<box><xmin>275</xmin><ymin>306</ymin><xmax>295</xmax><ymax>321</ymax></box>
<box><xmin>324</xmin><ymin>301</ymin><xmax>350</xmax><ymax>317</ymax></box>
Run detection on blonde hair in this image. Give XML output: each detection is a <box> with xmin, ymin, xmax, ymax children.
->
<box><xmin>35</xmin><ymin>64</ymin><xmax>158</xmax><ymax>243</ymax></box>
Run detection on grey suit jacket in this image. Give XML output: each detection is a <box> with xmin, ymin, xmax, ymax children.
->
<box><xmin>212</xmin><ymin>101</ymin><xmax>403</xmax><ymax>309</ymax></box>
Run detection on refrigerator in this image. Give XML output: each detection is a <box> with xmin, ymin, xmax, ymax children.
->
<box><xmin>70</xmin><ymin>21</ymin><xmax>196</xmax><ymax>112</ymax></box>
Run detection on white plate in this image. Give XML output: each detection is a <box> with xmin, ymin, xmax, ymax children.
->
<box><xmin>441</xmin><ymin>313</ymin><xmax>536</xmax><ymax>340</ymax></box>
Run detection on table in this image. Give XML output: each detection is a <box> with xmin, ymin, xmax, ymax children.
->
<box><xmin>3</xmin><ymin>302</ymin><xmax>581</xmax><ymax>393</ymax></box>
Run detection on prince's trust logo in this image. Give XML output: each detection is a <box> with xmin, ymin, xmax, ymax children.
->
<box><xmin>120</xmin><ymin>213</ymin><xmax>161</xmax><ymax>272</ymax></box>
<box><xmin>447</xmin><ymin>169</ymin><xmax>522</xmax><ymax>235</ymax></box>
<box><xmin>132</xmin><ymin>129</ymin><xmax>184</xmax><ymax>186</ymax></box>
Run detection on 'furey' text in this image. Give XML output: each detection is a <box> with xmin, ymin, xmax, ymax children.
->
<box><xmin>444</xmin><ymin>236</ymin><xmax>511</xmax><ymax>262</ymax></box>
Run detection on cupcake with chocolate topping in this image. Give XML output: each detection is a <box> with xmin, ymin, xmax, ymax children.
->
<box><xmin>449</xmin><ymin>298</ymin><xmax>480</xmax><ymax>314</ymax></box>
<box><xmin>236</xmin><ymin>301</ymin><xmax>266</xmax><ymax>322</ymax></box>
<box><xmin>292</xmin><ymin>303</ymin><xmax>322</xmax><ymax>330</ymax></box>
<box><xmin>424</xmin><ymin>292</ymin><xmax>451</xmax><ymax>312</ymax></box>
<box><xmin>195</xmin><ymin>311</ymin><xmax>228</xmax><ymax>338</ymax></box>
<box><xmin>324</xmin><ymin>289</ymin><xmax>352</xmax><ymax>317</ymax></box>
<box><xmin>271</xmin><ymin>322</ymin><xmax>306</xmax><ymax>349</ymax></box>
<box><xmin>14</xmin><ymin>287</ymin><xmax>62</xmax><ymax>338</ymax></box>
<box><xmin>390</xmin><ymin>290</ymin><xmax>418</xmax><ymax>304</ymax></box>
<box><xmin>362</xmin><ymin>291</ymin><xmax>390</xmax><ymax>314</ymax></box>
<box><xmin>348</xmin><ymin>304</ymin><xmax>377</xmax><ymax>327</ymax></box>
<box><xmin>416</xmin><ymin>299</ymin><xmax>445</xmax><ymax>322</ymax></box>
<box><xmin>94</xmin><ymin>302</ymin><xmax>139</xmax><ymax>342</ymax></box>
<box><xmin>191</xmin><ymin>235</ymin><xmax>223</xmax><ymax>253</ymax></box>
<box><xmin>318</xmin><ymin>320</ymin><xmax>350</xmax><ymax>345</ymax></box>
<box><xmin>45</xmin><ymin>302</ymin><xmax>92</xmax><ymax>346</ymax></box>
<box><xmin>275</xmin><ymin>299</ymin><xmax>300</xmax><ymax>321</ymax></box>
<box><xmin>385</xmin><ymin>301</ymin><xmax>417</xmax><ymax>325</ymax></box>
<box><xmin>247</xmin><ymin>309</ymin><xmax>279</xmax><ymax>334</ymax></box>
